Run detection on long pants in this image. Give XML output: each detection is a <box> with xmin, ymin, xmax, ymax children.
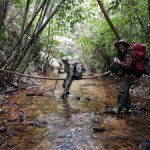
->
<box><xmin>62</xmin><ymin>76</ymin><xmax>73</xmax><ymax>95</ymax></box>
<box><xmin>117</xmin><ymin>77</ymin><xmax>134</xmax><ymax>111</ymax></box>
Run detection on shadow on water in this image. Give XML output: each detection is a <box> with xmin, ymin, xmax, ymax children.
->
<box><xmin>0</xmin><ymin>68</ymin><xmax>149</xmax><ymax>150</ymax></box>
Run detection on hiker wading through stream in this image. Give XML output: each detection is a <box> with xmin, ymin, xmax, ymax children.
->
<box><xmin>113</xmin><ymin>39</ymin><xmax>135</xmax><ymax>114</ymax></box>
<box><xmin>58</xmin><ymin>57</ymin><xmax>75</xmax><ymax>99</ymax></box>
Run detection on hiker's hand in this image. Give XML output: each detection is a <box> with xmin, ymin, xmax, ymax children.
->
<box><xmin>114</xmin><ymin>57</ymin><xmax>121</xmax><ymax>64</ymax></box>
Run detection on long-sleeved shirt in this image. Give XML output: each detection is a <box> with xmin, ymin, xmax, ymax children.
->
<box><xmin>120</xmin><ymin>53</ymin><xmax>133</xmax><ymax>69</ymax></box>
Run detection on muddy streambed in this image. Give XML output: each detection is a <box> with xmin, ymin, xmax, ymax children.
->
<box><xmin>0</xmin><ymin>70</ymin><xmax>149</xmax><ymax>150</ymax></box>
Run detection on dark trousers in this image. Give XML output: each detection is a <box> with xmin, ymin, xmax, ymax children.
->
<box><xmin>62</xmin><ymin>76</ymin><xmax>73</xmax><ymax>95</ymax></box>
<box><xmin>117</xmin><ymin>77</ymin><xmax>134</xmax><ymax>111</ymax></box>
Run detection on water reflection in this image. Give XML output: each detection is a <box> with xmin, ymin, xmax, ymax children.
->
<box><xmin>61</xmin><ymin>97</ymin><xmax>71</xmax><ymax>119</ymax></box>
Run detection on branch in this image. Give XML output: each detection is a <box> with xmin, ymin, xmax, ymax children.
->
<box><xmin>0</xmin><ymin>69</ymin><xmax>111</xmax><ymax>80</ymax></box>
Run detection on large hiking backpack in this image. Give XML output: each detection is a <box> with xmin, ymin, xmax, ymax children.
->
<box><xmin>72</xmin><ymin>64</ymin><xmax>86</xmax><ymax>80</ymax></box>
<box><xmin>132</xmin><ymin>42</ymin><xmax>150</xmax><ymax>77</ymax></box>
<box><xmin>131</xmin><ymin>43</ymin><xmax>146</xmax><ymax>78</ymax></box>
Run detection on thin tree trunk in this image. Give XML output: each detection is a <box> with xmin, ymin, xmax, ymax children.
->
<box><xmin>0</xmin><ymin>0</ymin><xmax>9</xmax><ymax>27</ymax></box>
<box><xmin>21</xmin><ymin>0</ymin><xmax>31</xmax><ymax>33</ymax></box>
<box><xmin>97</xmin><ymin>0</ymin><xmax>121</xmax><ymax>40</ymax></box>
<box><xmin>128</xmin><ymin>0</ymin><xmax>132</xmax><ymax>41</ymax></box>
<box><xmin>24</xmin><ymin>0</ymin><xmax>41</xmax><ymax>43</ymax></box>
<box><xmin>148</xmin><ymin>0</ymin><xmax>150</xmax><ymax>19</ymax></box>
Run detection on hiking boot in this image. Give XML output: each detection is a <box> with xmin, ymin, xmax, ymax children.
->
<box><xmin>112</xmin><ymin>108</ymin><xmax>122</xmax><ymax>114</ymax></box>
<box><xmin>67</xmin><ymin>92</ymin><xmax>70</xmax><ymax>95</ymax></box>
<box><xmin>126</xmin><ymin>109</ymin><xmax>132</xmax><ymax>114</ymax></box>
<box><xmin>60</xmin><ymin>94</ymin><xmax>66</xmax><ymax>99</ymax></box>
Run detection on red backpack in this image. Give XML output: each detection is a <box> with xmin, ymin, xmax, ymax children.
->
<box><xmin>132</xmin><ymin>43</ymin><xmax>146</xmax><ymax>77</ymax></box>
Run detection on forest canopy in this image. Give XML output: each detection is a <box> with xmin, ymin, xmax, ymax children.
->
<box><xmin>0</xmin><ymin>0</ymin><xmax>149</xmax><ymax>73</ymax></box>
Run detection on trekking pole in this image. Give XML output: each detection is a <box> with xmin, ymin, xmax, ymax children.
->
<box><xmin>52</xmin><ymin>71</ymin><xmax>59</xmax><ymax>96</ymax></box>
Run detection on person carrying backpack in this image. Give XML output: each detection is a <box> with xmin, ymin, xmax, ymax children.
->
<box><xmin>112</xmin><ymin>39</ymin><xmax>135</xmax><ymax>114</ymax></box>
<box><xmin>58</xmin><ymin>57</ymin><xmax>75</xmax><ymax>99</ymax></box>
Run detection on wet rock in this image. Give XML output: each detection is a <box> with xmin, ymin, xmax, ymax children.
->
<box><xmin>18</xmin><ymin>110</ymin><xmax>25</xmax><ymax>122</ymax></box>
<box><xmin>35</xmin><ymin>121</ymin><xmax>47</xmax><ymax>128</ymax></box>
<box><xmin>0</xmin><ymin>102</ymin><xmax>3</xmax><ymax>106</ymax></box>
<box><xmin>4</xmin><ymin>87</ymin><xmax>18</xmax><ymax>94</ymax></box>
<box><xmin>0</xmin><ymin>95</ymin><xmax>7</xmax><ymax>105</ymax></box>
<box><xmin>26</xmin><ymin>92</ymin><xmax>36</xmax><ymax>96</ymax></box>
<box><xmin>26</xmin><ymin>92</ymin><xmax>44</xmax><ymax>97</ymax></box>
<box><xmin>93</xmin><ymin>127</ymin><xmax>106</xmax><ymax>132</ymax></box>
<box><xmin>75</xmin><ymin>96</ymin><xmax>80</xmax><ymax>100</ymax></box>
<box><xmin>37</xmin><ymin>92</ymin><xmax>44</xmax><ymax>96</ymax></box>
<box><xmin>22</xmin><ymin>121</ymin><xmax>35</xmax><ymax>126</ymax></box>
<box><xmin>0</xmin><ymin>126</ymin><xmax>6</xmax><ymax>132</ymax></box>
<box><xmin>0</xmin><ymin>108</ymin><xmax>4</xmax><ymax>114</ymax></box>
<box><xmin>22</xmin><ymin>121</ymin><xmax>47</xmax><ymax>128</ymax></box>
<box><xmin>139</xmin><ymin>141</ymin><xmax>150</xmax><ymax>150</ymax></box>
<box><xmin>83</xmin><ymin>97</ymin><xmax>91</xmax><ymax>101</ymax></box>
<box><xmin>28</xmin><ymin>139</ymin><xmax>36</xmax><ymax>144</ymax></box>
<box><xmin>92</xmin><ymin>118</ymin><xmax>102</xmax><ymax>125</ymax></box>
<box><xmin>11</xmin><ymin>82</ymin><xmax>19</xmax><ymax>88</ymax></box>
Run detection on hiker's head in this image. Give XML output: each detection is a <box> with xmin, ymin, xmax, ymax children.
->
<box><xmin>115</xmin><ymin>39</ymin><xmax>130</xmax><ymax>52</ymax></box>
<box><xmin>62</xmin><ymin>57</ymin><xmax>69</xmax><ymax>65</ymax></box>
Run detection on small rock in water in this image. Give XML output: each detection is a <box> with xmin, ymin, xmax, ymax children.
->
<box><xmin>83</xmin><ymin>97</ymin><xmax>91</xmax><ymax>101</ymax></box>
<box><xmin>0</xmin><ymin>109</ymin><xmax>4</xmax><ymax>114</ymax></box>
<box><xmin>18</xmin><ymin>110</ymin><xmax>25</xmax><ymax>122</ymax></box>
<box><xmin>0</xmin><ymin>126</ymin><xmax>7</xmax><ymax>132</ymax></box>
<box><xmin>93</xmin><ymin>127</ymin><xmax>106</xmax><ymax>132</ymax></box>
<box><xmin>75</xmin><ymin>96</ymin><xmax>80</xmax><ymax>100</ymax></box>
<box><xmin>26</xmin><ymin>92</ymin><xmax>36</xmax><ymax>96</ymax></box>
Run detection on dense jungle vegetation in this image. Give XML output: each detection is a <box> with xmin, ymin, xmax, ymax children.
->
<box><xmin>0</xmin><ymin>0</ymin><xmax>150</xmax><ymax>89</ymax></box>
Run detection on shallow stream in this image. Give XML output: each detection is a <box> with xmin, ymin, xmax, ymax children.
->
<box><xmin>0</xmin><ymin>69</ymin><xmax>149</xmax><ymax>150</ymax></box>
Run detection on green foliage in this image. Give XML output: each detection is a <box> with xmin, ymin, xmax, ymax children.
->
<box><xmin>74</xmin><ymin>0</ymin><xmax>150</xmax><ymax>71</ymax></box>
<box><xmin>1</xmin><ymin>0</ymin><xmax>150</xmax><ymax>72</ymax></box>
<box><xmin>0</xmin><ymin>26</ymin><xmax>6</xmax><ymax>41</ymax></box>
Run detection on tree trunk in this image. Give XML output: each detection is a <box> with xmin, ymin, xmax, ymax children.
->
<box><xmin>21</xmin><ymin>0</ymin><xmax>31</xmax><ymax>33</ymax></box>
<box><xmin>97</xmin><ymin>0</ymin><xmax>121</xmax><ymax>40</ymax></box>
<box><xmin>148</xmin><ymin>0</ymin><xmax>150</xmax><ymax>19</ymax></box>
<box><xmin>0</xmin><ymin>0</ymin><xmax>9</xmax><ymax>27</ymax></box>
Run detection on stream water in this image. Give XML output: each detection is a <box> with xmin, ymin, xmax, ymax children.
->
<box><xmin>0</xmin><ymin>69</ymin><xmax>149</xmax><ymax>150</ymax></box>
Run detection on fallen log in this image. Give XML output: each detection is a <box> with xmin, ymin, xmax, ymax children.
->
<box><xmin>0</xmin><ymin>69</ymin><xmax>110</xmax><ymax>80</ymax></box>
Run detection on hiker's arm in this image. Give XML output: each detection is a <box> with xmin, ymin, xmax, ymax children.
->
<box><xmin>58</xmin><ymin>69</ymin><xmax>65</xmax><ymax>74</ymax></box>
<box><xmin>115</xmin><ymin>54</ymin><xmax>132</xmax><ymax>69</ymax></box>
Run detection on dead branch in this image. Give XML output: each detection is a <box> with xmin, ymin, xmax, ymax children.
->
<box><xmin>0</xmin><ymin>69</ymin><xmax>111</xmax><ymax>80</ymax></box>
